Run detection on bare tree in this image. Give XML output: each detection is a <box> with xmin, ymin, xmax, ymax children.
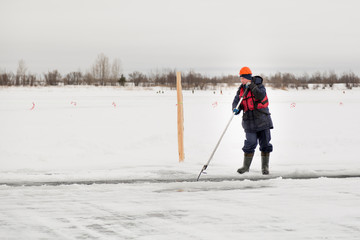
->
<box><xmin>92</xmin><ymin>53</ymin><xmax>110</xmax><ymax>86</ymax></box>
<box><xmin>309</xmin><ymin>72</ymin><xmax>322</xmax><ymax>84</ymax></box>
<box><xmin>64</xmin><ymin>72</ymin><xmax>83</xmax><ymax>85</ymax></box>
<box><xmin>27</xmin><ymin>73</ymin><xmax>37</xmax><ymax>86</ymax></box>
<box><xmin>326</xmin><ymin>71</ymin><xmax>338</xmax><ymax>88</ymax></box>
<box><xmin>16</xmin><ymin>59</ymin><xmax>27</xmax><ymax>86</ymax></box>
<box><xmin>128</xmin><ymin>71</ymin><xmax>147</xmax><ymax>86</ymax></box>
<box><xmin>111</xmin><ymin>58</ymin><xmax>122</xmax><ymax>85</ymax></box>
<box><xmin>0</xmin><ymin>72</ymin><xmax>15</xmax><ymax>86</ymax></box>
<box><xmin>340</xmin><ymin>71</ymin><xmax>360</xmax><ymax>89</ymax></box>
<box><xmin>153</xmin><ymin>70</ymin><xmax>167</xmax><ymax>87</ymax></box>
<box><xmin>165</xmin><ymin>70</ymin><xmax>177</xmax><ymax>89</ymax></box>
<box><xmin>83</xmin><ymin>72</ymin><xmax>94</xmax><ymax>85</ymax></box>
<box><xmin>44</xmin><ymin>70</ymin><xmax>61</xmax><ymax>86</ymax></box>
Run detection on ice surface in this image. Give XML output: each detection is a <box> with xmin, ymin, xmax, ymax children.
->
<box><xmin>0</xmin><ymin>86</ymin><xmax>359</xmax><ymax>239</ymax></box>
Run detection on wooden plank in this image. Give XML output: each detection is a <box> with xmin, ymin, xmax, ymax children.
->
<box><xmin>177</xmin><ymin>72</ymin><xmax>185</xmax><ymax>162</ymax></box>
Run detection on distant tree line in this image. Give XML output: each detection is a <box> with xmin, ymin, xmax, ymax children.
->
<box><xmin>1</xmin><ymin>55</ymin><xmax>360</xmax><ymax>89</ymax></box>
<box><xmin>0</xmin><ymin>53</ymin><xmax>126</xmax><ymax>87</ymax></box>
<box><xmin>267</xmin><ymin>71</ymin><xmax>360</xmax><ymax>90</ymax></box>
<box><xmin>126</xmin><ymin>69</ymin><xmax>239</xmax><ymax>90</ymax></box>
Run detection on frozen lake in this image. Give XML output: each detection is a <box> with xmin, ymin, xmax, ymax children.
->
<box><xmin>1</xmin><ymin>178</ymin><xmax>359</xmax><ymax>239</ymax></box>
<box><xmin>1</xmin><ymin>86</ymin><xmax>359</xmax><ymax>239</ymax></box>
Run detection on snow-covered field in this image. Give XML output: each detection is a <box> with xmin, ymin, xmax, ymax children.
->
<box><xmin>1</xmin><ymin>86</ymin><xmax>359</xmax><ymax>239</ymax></box>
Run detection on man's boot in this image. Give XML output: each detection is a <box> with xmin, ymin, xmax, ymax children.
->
<box><xmin>237</xmin><ymin>153</ymin><xmax>254</xmax><ymax>174</ymax></box>
<box><xmin>261</xmin><ymin>152</ymin><xmax>270</xmax><ymax>175</ymax></box>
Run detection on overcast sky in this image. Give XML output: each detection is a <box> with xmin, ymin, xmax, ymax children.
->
<box><xmin>1</xmin><ymin>0</ymin><xmax>360</xmax><ymax>76</ymax></box>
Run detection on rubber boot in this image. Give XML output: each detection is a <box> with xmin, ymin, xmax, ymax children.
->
<box><xmin>237</xmin><ymin>153</ymin><xmax>254</xmax><ymax>174</ymax></box>
<box><xmin>261</xmin><ymin>152</ymin><xmax>270</xmax><ymax>175</ymax></box>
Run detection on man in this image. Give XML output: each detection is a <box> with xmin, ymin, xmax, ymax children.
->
<box><xmin>232</xmin><ymin>67</ymin><xmax>273</xmax><ymax>175</ymax></box>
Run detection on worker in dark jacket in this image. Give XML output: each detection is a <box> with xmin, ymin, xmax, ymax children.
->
<box><xmin>232</xmin><ymin>67</ymin><xmax>273</xmax><ymax>175</ymax></box>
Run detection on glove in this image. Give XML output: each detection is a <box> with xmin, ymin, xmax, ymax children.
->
<box><xmin>233</xmin><ymin>108</ymin><xmax>240</xmax><ymax>115</ymax></box>
<box><xmin>244</xmin><ymin>82</ymin><xmax>256</xmax><ymax>93</ymax></box>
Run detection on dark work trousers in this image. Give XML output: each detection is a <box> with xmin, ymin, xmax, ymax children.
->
<box><xmin>242</xmin><ymin>129</ymin><xmax>273</xmax><ymax>153</ymax></box>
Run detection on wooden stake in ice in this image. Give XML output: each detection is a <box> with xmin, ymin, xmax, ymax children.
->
<box><xmin>177</xmin><ymin>72</ymin><xmax>185</xmax><ymax>162</ymax></box>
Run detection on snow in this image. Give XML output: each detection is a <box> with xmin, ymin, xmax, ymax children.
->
<box><xmin>0</xmin><ymin>86</ymin><xmax>359</xmax><ymax>239</ymax></box>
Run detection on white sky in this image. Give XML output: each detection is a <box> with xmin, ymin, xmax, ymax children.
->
<box><xmin>1</xmin><ymin>0</ymin><xmax>360</xmax><ymax>76</ymax></box>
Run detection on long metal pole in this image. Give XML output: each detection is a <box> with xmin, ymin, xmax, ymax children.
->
<box><xmin>197</xmin><ymin>86</ymin><xmax>249</xmax><ymax>181</ymax></box>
